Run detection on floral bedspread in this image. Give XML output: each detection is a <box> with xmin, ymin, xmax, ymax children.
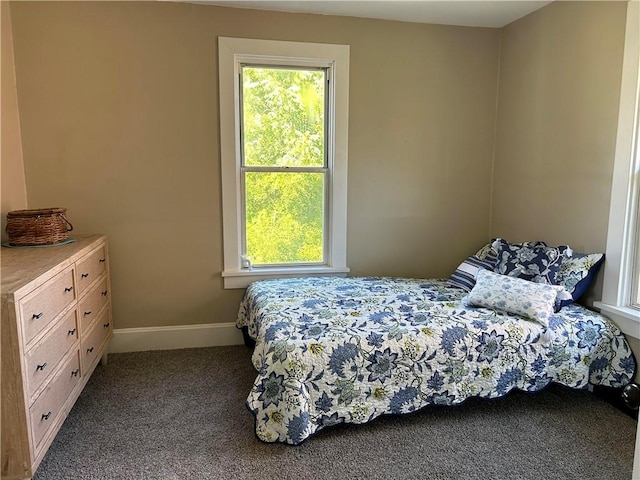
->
<box><xmin>236</xmin><ymin>277</ymin><xmax>636</xmax><ymax>445</ymax></box>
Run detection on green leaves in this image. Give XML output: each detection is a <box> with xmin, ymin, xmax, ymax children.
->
<box><xmin>245</xmin><ymin>172</ymin><xmax>324</xmax><ymax>264</ymax></box>
<box><xmin>243</xmin><ymin>66</ymin><xmax>325</xmax><ymax>167</ymax></box>
<box><xmin>242</xmin><ymin>66</ymin><xmax>327</xmax><ymax>264</ymax></box>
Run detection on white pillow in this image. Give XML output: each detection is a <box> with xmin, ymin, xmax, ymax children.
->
<box><xmin>465</xmin><ymin>269</ymin><xmax>563</xmax><ymax>327</ymax></box>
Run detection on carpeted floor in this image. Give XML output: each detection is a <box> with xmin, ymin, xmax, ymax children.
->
<box><xmin>33</xmin><ymin>346</ymin><xmax>637</xmax><ymax>480</ymax></box>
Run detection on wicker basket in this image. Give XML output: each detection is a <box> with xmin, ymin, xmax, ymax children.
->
<box><xmin>5</xmin><ymin>208</ymin><xmax>73</xmax><ymax>246</ymax></box>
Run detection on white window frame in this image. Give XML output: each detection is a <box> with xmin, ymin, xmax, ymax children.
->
<box><xmin>595</xmin><ymin>1</ymin><xmax>640</xmax><ymax>338</ymax></box>
<box><xmin>218</xmin><ymin>37</ymin><xmax>350</xmax><ymax>289</ymax></box>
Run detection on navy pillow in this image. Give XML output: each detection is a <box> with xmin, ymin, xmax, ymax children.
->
<box><xmin>448</xmin><ymin>253</ymin><xmax>497</xmax><ymax>292</ymax></box>
<box><xmin>493</xmin><ymin>239</ymin><xmax>571</xmax><ymax>285</ymax></box>
<box><xmin>448</xmin><ymin>239</ymin><xmax>501</xmax><ymax>291</ymax></box>
<box><xmin>448</xmin><ymin>238</ymin><xmax>548</xmax><ymax>292</ymax></box>
<box><xmin>556</xmin><ymin>253</ymin><xmax>605</xmax><ymax>306</ymax></box>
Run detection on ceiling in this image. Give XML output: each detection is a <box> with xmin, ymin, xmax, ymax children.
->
<box><xmin>192</xmin><ymin>1</ymin><xmax>553</xmax><ymax>28</ymax></box>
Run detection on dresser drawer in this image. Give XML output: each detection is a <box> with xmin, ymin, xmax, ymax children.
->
<box><xmin>76</xmin><ymin>245</ymin><xmax>107</xmax><ymax>294</ymax></box>
<box><xmin>82</xmin><ymin>309</ymin><xmax>111</xmax><ymax>371</ymax></box>
<box><xmin>29</xmin><ymin>351</ymin><xmax>81</xmax><ymax>451</ymax></box>
<box><xmin>77</xmin><ymin>277</ymin><xmax>109</xmax><ymax>332</ymax></box>
<box><xmin>25</xmin><ymin>310</ymin><xmax>79</xmax><ymax>401</ymax></box>
<box><xmin>20</xmin><ymin>267</ymin><xmax>76</xmax><ymax>345</ymax></box>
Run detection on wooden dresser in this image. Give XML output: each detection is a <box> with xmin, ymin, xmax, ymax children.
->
<box><xmin>1</xmin><ymin>234</ymin><xmax>113</xmax><ymax>479</ymax></box>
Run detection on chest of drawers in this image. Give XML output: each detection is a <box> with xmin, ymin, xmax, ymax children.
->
<box><xmin>1</xmin><ymin>234</ymin><xmax>113</xmax><ymax>479</ymax></box>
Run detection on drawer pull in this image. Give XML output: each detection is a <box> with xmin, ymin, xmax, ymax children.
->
<box><xmin>81</xmin><ymin>273</ymin><xmax>89</xmax><ymax>279</ymax></box>
<box><xmin>32</xmin><ymin>312</ymin><xmax>44</xmax><ymax>320</ymax></box>
<box><xmin>99</xmin><ymin>258</ymin><xmax>106</xmax><ymax>263</ymax></box>
<box><xmin>71</xmin><ymin>369</ymin><xmax>80</xmax><ymax>377</ymax></box>
<box><xmin>102</xmin><ymin>290</ymin><xmax>108</xmax><ymax>296</ymax></box>
<box><xmin>42</xmin><ymin>412</ymin><xmax>52</xmax><ymax>421</ymax></box>
<box><xmin>68</xmin><ymin>328</ymin><xmax>77</xmax><ymax>335</ymax></box>
<box><xmin>36</xmin><ymin>363</ymin><xmax>47</xmax><ymax>371</ymax></box>
<box><xmin>64</xmin><ymin>286</ymin><xmax>73</xmax><ymax>292</ymax></box>
<box><xmin>87</xmin><ymin>347</ymin><xmax>94</xmax><ymax>353</ymax></box>
<box><xmin>83</xmin><ymin>311</ymin><xmax>92</xmax><ymax>316</ymax></box>
<box><xmin>103</xmin><ymin>322</ymin><xmax>110</xmax><ymax>328</ymax></box>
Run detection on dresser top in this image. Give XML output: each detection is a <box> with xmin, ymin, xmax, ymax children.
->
<box><xmin>1</xmin><ymin>234</ymin><xmax>106</xmax><ymax>296</ymax></box>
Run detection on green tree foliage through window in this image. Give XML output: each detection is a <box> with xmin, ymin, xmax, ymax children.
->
<box><xmin>241</xmin><ymin>66</ymin><xmax>326</xmax><ymax>265</ymax></box>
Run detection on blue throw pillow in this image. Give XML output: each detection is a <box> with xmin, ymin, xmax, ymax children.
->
<box><xmin>448</xmin><ymin>239</ymin><xmax>548</xmax><ymax>292</ymax></box>
<box><xmin>448</xmin><ymin>254</ymin><xmax>497</xmax><ymax>292</ymax></box>
<box><xmin>448</xmin><ymin>240</ymin><xmax>500</xmax><ymax>292</ymax></box>
<box><xmin>556</xmin><ymin>253</ymin><xmax>605</xmax><ymax>306</ymax></box>
<box><xmin>493</xmin><ymin>239</ymin><xmax>571</xmax><ymax>285</ymax></box>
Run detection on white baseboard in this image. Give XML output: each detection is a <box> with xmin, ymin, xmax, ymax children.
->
<box><xmin>108</xmin><ymin>322</ymin><xmax>245</xmax><ymax>353</ymax></box>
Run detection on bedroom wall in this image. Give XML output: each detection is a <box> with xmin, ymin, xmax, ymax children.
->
<box><xmin>1</xmin><ymin>2</ymin><xmax>28</xmax><ymax>243</ymax></box>
<box><xmin>8</xmin><ymin>1</ymin><xmax>501</xmax><ymax>330</ymax></box>
<box><xmin>492</xmin><ymin>1</ymin><xmax>625</xmax><ymax>261</ymax></box>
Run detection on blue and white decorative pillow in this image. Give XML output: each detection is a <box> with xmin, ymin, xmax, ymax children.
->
<box><xmin>465</xmin><ymin>269</ymin><xmax>564</xmax><ymax>327</ymax></box>
<box><xmin>448</xmin><ymin>239</ymin><xmax>551</xmax><ymax>292</ymax></box>
<box><xmin>556</xmin><ymin>253</ymin><xmax>605</xmax><ymax>306</ymax></box>
<box><xmin>493</xmin><ymin>239</ymin><xmax>572</xmax><ymax>285</ymax></box>
<box><xmin>448</xmin><ymin>240</ymin><xmax>500</xmax><ymax>292</ymax></box>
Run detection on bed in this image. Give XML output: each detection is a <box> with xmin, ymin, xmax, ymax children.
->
<box><xmin>236</xmin><ymin>242</ymin><xmax>637</xmax><ymax>445</ymax></box>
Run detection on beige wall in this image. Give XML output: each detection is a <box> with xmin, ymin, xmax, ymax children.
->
<box><xmin>1</xmin><ymin>1</ymin><xmax>28</xmax><ymax>242</ymax></box>
<box><xmin>492</xmin><ymin>1</ymin><xmax>626</xmax><ymax>254</ymax></box>
<box><xmin>8</xmin><ymin>1</ymin><xmax>500</xmax><ymax>329</ymax></box>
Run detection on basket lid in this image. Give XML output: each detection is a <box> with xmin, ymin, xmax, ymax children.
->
<box><xmin>7</xmin><ymin>208</ymin><xmax>67</xmax><ymax>218</ymax></box>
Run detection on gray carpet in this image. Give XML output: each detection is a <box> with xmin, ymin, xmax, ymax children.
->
<box><xmin>33</xmin><ymin>346</ymin><xmax>637</xmax><ymax>480</ymax></box>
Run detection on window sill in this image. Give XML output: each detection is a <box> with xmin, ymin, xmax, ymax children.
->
<box><xmin>594</xmin><ymin>302</ymin><xmax>640</xmax><ymax>339</ymax></box>
<box><xmin>222</xmin><ymin>266</ymin><xmax>350</xmax><ymax>289</ymax></box>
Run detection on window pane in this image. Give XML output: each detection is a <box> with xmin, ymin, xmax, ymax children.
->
<box><xmin>245</xmin><ymin>171</ymin><xmax>324</xmax><ymax>265</ymax></box>
<box><xmin>242</xmin><ymin>66</ymin><xmax>325</xmax><ymax>167</ymax></box>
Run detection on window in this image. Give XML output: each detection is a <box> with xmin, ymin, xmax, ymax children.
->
<box><xmin>218</xmin><ymin>37</ymin><xmax>350</xmax><ymax>288</ymax></box>
<box><xmin>241</xmin><ymin>65</ymin><xmax>326</xmax><ymax>266</ymax></box>
<box><xmin>595</xmin><ymin>2</ymin><xmax>640</xmax><ymax>337</ymax></box>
